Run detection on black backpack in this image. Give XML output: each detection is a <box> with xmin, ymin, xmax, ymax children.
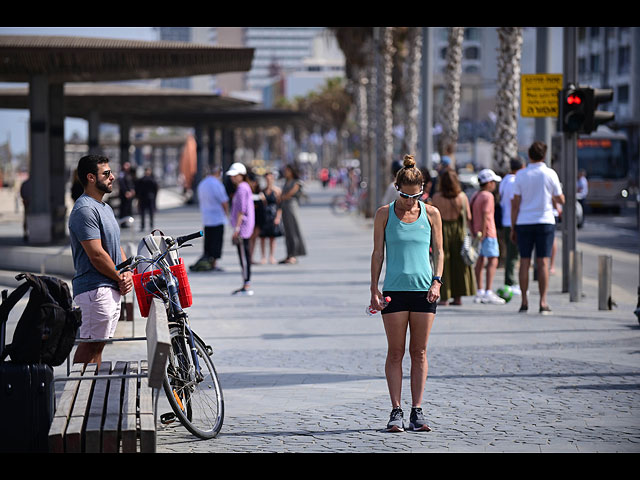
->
<box><xmin>0</xmin><ymin>273</ymin><xmax>82</xmax><ymax>367</ymax></box>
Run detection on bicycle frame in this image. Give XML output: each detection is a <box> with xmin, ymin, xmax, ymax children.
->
<box><xmin>155</xmin><ymin>252</ymin><xmax>203</xmax><ymax>377</ymax></box>
<box><xmin>117</xmin><ymin>235</ymin><xmax>204</xmax><ymax>381</ymax></box>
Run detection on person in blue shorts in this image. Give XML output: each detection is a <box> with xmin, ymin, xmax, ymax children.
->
<box><xmin>510</xmin><ymin>141</ymin><xmax>564</xmax><ymax>315</ymax></box>
<box><xmin>370</xmin><ymin>154</ymin><xmax>444</xmax><ymax>433</ymax></box>
<box><xmin>471</xmin><ymin>169</ymin><xmax>505</xmax><ymax>305</ymax></box>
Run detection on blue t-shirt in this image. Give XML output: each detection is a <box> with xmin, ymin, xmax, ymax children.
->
<box><xmin>68</xmin><ymin>194</ymin><xmax>121</xmax><ymax>296</ymax></box>
<box><xmin>383</xmin><ymin>201</ymin><xmax>433</xmax><ymax>291</ymax></box>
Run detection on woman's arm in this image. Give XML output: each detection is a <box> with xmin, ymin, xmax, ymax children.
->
<box><xmin>426</xmin><ymin>205</ymin><xmax>443</xmax><ymax>303</ymax></box>
<box><xmin>370</xmin><ymin>205</ymin><xmax>388</xmax><ymax>310</ymax></box>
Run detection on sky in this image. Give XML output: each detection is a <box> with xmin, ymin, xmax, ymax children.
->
<box><xmin>0</xmin><ymin>27</ymin><xmax>157</xmax><ymax>155</ymax></box>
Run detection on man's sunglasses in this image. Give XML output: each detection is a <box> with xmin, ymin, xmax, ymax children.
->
<box><xmin>98</xmin><ymin>170</ymin><xmax>112</xmax><ymax>178</ymax></box>
<box><xmin>397</xmin><ymin>189</ymin><xmax>423</xmax><ymax>199</ymax></box>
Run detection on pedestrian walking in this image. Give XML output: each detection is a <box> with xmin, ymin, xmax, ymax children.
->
<box><xmin>381</xmin><ymin>160</ymin><xmax>403</xmax><ymax>206</ymax></box>
<box><xmin>135</xmin><ymin>167</ymin><xmax>158</xmax><ymax>232</ymax></box>
<box><xmin>68</xmin><ymin>154</ymin><xmax>133</xmax><ymax>366</ymax></box>
<box><xmin>19</xmin><ymin>176</ymin><xmax>31</xmax><ymax>242</ymax></box>
<box><xmin>227</xmin><ymin>162</ymin><xmax>255</xmax><ymax>296</ymax></box>
<box><xmin>510</xmin><ymin>141</ymin><xmax>564</xmax><ymax>314</ymax></box>
<box><xmin>370</xmin><ymin>154</ymin><xmax>444</xmax><ymax>433</ymax></box>
<box><xmin>471</xmin><ymin>168</ymin><xmax>505</xmax><ymax>305</ymax></box>
<box><xmin>577</xmin><ymin>168</ymin><xmax>588</xmax><ymax>218</ymax></box>
<box><xmin>247</xmin><ymin>170</ymin><xmax>265</xmax><ymax>265</ymax></box>
<box><xmin>71</xmin><ymin>169</ymin><xmax>84</xmax><ymax>202</ymax></box>
<box><xmin>498</xmin><ymin>157</ymin><xmax>524</xmax><ymax>295</ymax></box>
<box><xmin>191</xmin><ymin>166</ymin><xmax>229</xmax><ymax>272</ymax></box>
<box><xmin>258</xmin><ymin>170</ymin><xmax>283</xmax><ymax>265</ymax></box>
<box><xmin>117</xmin><ymin>161</ymin><xmax>136</xmax><ymax>222</ymax></box>
<box><xmin>279</xmin><ymin>164</ymin><xmax>306</xmax><ymax>265</ymax></box>
<box><xmin>431</xmin><ymin>169</ymin><xmax>476</xmax><ymax>305</ymax></box>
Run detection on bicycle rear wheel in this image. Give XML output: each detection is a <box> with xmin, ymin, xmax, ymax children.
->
<box><xmin>163</xmin><ymin>326</ymin><xmax>224</xmax><ymax>439</ymax></box>
<box><xmin>331</xmin><ymin>195</ymin><xmax>349</xmax><ymax>215</ymax></box>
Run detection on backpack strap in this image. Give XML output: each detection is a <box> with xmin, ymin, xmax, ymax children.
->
<box><xmin>0</xmin><ymin>275</ymin><xmax>35</xmax><ymax>327</ymax></box>
<box><xmin>0</xmin><ymin>274</ymin><xmax>39</xmax><ymax>361</ymax></box>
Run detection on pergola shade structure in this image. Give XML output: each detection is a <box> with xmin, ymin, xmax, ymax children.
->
<box><xmin>0</xmin><ymin>35</ymin><xmax>255</xmax><ymax>82</ymax></box>
<box><xmin>0</xmin><ymin>34</ymin><xmax>256</xmax><ymax>244</ymax></box>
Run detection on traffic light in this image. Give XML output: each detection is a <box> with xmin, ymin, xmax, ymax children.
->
<box><xmin>582</xmin><ymin>87</ymin><xmax>615</xmax><ymax>134</ymax></box>
<box><xmin>558</xmin><ymin>86</ymin><xmax>587</xmax><ymax>133</ymax></box>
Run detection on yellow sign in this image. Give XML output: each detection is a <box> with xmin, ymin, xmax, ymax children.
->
<box><xmin>521</xmin><ymin>74</ymin><xmax>563</xmax><ymax>118</ymax></box>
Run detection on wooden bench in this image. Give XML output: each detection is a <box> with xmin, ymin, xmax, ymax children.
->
<box><xmin>49</xmin><ymin>299</ymin><xmax>170</xmax><ymax>453</ymax></box>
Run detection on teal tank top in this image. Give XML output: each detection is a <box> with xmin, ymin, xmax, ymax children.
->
<box><xmin>383</xmin><ymin>200</ymin><xmax>433</xmax><ymax>291</ymax></box>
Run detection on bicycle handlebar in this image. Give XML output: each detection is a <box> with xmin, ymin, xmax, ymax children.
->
<box><xmin>115</xmin><ymin>256</ymin><xmax>134</xmax><ymax>271</ymax></box>
<box><xmin>175</xmin><ymin>230</ymin><xmax>203</xmax><ymax>247</ymax></box>
<box><xmin>115</xmin><ymin>230</ymin><xmax>203</xmax><ymax>273</ymax></box>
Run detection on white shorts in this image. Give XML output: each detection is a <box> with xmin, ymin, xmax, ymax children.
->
<box><xmin>74</xmin><ymin>286</ymin><xmax>121</xmax><ymax>340</ymax></box>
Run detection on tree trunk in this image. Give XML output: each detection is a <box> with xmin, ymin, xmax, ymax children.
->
<box><xmin>375</xmin><ymin>27</ymin><xmax>395</xmax><ymax>208</ymax></box>
<box><xmin>438</xmin><ymin>27</ymin><xmax>464</xmax><ymax>159</ymax></box>
<box><xmin>494</xmin><ymin>27</ymin><xmax>524</xmax><ymax>174</ymax></box>
<box><xmin>404</xmin><ymin>27</ymin><xmax>422</xmax><ymax>157</ymax></box>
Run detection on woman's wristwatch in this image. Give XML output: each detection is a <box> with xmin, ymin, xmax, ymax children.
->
<box><xmin>432</xmin><ymin>276</ymin><xmax>443</xmax><ymax>286</ymax></box>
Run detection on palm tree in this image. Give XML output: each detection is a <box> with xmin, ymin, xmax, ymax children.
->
<box><xmin>403</xmin><ymin>27</ymin><xmax>422</xmax><ymax>157</ymax></box>
<box><xmin>330</xmin><ymin>27</ymin><xmax>374</xmax><ymax>214</ymax></box>
<box><xmin>493</xmin><ymin>27</ymin><xmax>523</xmax><ymax>174</ymax></box>
<box><xmin>438</xmin><ymin>27</ymin><xmax>464</xmax><ymax>163</ymax></box>
<box><xmin>374</xmin><ymin>26</ymin><xmax>395</xmax><ymax>208</ymax></box>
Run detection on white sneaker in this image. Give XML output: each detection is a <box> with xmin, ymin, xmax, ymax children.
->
<box><xmin>482</xmin><ymin>291</ymin><xmax>506</xmax><ymax>305</ymax></box>
<box><xmin>511</xmin><ymin>285</ymin><xmax>522</xmax><ymax>295</ymax></box>
<box><xmin>473</xmin><ymin>294</ymin><xmax>484</xmax><ymax>304</ymax></box>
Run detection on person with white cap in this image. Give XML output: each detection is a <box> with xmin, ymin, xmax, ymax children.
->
<box><xmin>470</xmin><ymin>168</ymin><xmax>505</xmax><ymax>305</ymax></box>
<box><xmin>227</xmin><ymin>162</ymin><xmax>255</xmax><ymax>296</ymax></box>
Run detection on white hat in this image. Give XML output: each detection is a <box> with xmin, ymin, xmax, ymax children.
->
<box><xmin>226</xmin><ymin>162</ymin><xmax>247</xmax><ymax>176</ymax></box>
<box><xmin>477</xmin><ymin>168</ymin><xmax>501</xmax><ymax>185</ymax></box>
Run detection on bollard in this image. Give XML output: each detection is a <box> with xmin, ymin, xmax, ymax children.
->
<box><xmin>598</xmin><ymin>255</ymin><xmax>613</xmax><ymax>310</ymax></box>
<box><xmin>570</xmin><ymin>250</ymin><xmax>582</xmax><ymax>302</ymax></box>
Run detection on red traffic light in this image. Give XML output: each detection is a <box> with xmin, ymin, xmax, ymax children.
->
<box><xmin>567</xmin><ymin>94</ymin><xmax>582</xmax><ymax>105</ymax></box>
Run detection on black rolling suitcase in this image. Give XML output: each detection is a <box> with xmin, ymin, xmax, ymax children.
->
<box><xmin>0</xmin><ymin>361</ymin><xmax>54</xmax><ymax>452</ymax></box>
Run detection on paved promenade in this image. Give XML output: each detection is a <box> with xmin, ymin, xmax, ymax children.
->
<box><xmin>1</xmin><ymin>182</ymin><xmax>639</xmax><ymax>452</ymax></box>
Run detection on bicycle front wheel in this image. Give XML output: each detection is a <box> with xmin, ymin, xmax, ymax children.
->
<box><xmin>163</xmin><ymin>326</ymin><xmax>224</xmax><ymax>439</ymax></box>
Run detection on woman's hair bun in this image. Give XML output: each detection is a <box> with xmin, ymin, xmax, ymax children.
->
<box><xmin>403</xmin><ymin>154</ymin><xmax>416</xmax><ymax>169</ymax></box>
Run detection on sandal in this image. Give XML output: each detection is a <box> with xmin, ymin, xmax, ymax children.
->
<box><xmin>518</xmin><ymin>304</ymin><xmax>528</xmax><ymax>313</ymax></box>
<box><xmin>279</xmin><ymin>257</ymin><xmax>297</xmax><ymax>264</ymax></box>
<box><xmin>539</xmin><ymin>305</ymin><xmax>552</xmax><ymax>315</ymax></box>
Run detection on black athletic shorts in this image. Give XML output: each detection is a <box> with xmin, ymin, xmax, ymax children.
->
<box><xmin>381</xmin><ymin>291</ymin><xmax>437</xmax><ymax>315</ymax></box>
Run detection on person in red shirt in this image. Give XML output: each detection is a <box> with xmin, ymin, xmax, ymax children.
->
<box><xmin>470</xmin><ymin>169</ymin><xmax>505</xmax><ymax>305</ymax></box>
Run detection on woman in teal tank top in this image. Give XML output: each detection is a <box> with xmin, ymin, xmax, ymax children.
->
<box><xmin>370</xmin><ymin>155</ymin><xmax>444</xmax><ymax>432</ymax></box>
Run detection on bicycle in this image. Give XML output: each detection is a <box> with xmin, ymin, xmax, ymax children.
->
<box><xmin>116</xmin><ymin>230</ymin><xmax>224</xmax><ymax>439</ymax></box>
<box><xmin>331</xmin><ymin>182</ymin><xmax>368</xmax><ymax>215</ymax></box>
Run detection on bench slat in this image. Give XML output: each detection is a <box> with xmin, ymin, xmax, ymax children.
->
<box><xmin>85</xmin><ymin>362</ymin><xmax>111</xmax><ymax>453</ymax></box>
<box><xmin>48</xmin><ymin>363</ymin><xmax>84</xmax><ymax>453</ymax></box>
<box><xmin>102</xmin><ymin>361</ymin><xmax>127</xmax><ymax>453</ymax></box>
<box><xmin>120</xmin><ymin>361</ymin><xmax>138</xmax><ymax>453</ymax></box>
<box><xmin>139</xmin><ymin>361</ymin><xmax>156</xmax><ymax>453</ymax></box>
<box><xmin>65</xmin><ymin>363</ymin><xmax>97</xmax><ymax>453</ymax></box>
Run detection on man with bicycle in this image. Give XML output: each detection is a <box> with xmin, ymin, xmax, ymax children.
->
<box><xmin>68</xmin><ymin>155</ymin><xmax>133</xmax><ymax>366</ymax></box>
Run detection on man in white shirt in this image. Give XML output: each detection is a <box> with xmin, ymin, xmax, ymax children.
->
<box><xmin>499</xmin><ymin>156</ymin><xmax>524</xmax><ymax>294</ymax></box>
<box><xmin>510</xmin><ymin>141</ymin><xmax>565</xmax><ymax>315</ymax></box>
<box><xmin>191</xmin><ymin>166</ymin><xmax>229</xmax><ymax>272</ymax></box>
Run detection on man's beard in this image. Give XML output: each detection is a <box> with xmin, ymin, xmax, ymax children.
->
<box><xmin>96</xmin><ymin>179</ymin><xmax>112</xmax><ymax>194</ymax></box>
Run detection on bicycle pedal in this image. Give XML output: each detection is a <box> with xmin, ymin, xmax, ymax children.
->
<box><xmin>160</xmin><ymin>412</ymin><xmax>177</xmax><ymax>424</ymax></box>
